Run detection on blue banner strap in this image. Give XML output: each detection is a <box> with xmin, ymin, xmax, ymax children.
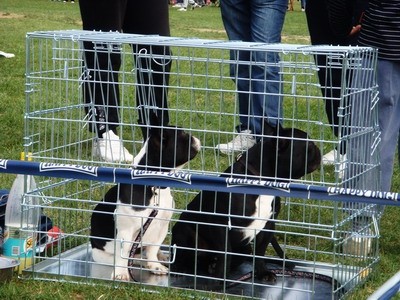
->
<box><xmin>0</xmin><ymin>158</ymin><xmax>398</xmax><ymax>206</ymax></box>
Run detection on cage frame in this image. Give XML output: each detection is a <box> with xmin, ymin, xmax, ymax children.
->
<box><xmin>0</xmin><ymin>30</ymin><xmax>396</xmax><ymax>299</ymax></box>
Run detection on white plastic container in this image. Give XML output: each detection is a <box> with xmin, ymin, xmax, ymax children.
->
<box><xmin>3</xmin><ymin>153</ymin><xmax>40</xmax><ymax>272</ymax></box>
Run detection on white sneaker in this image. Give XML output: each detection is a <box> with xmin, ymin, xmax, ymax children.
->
<box><xmin>216</xmin><ymin>130</ymin><xmax>257</xmax><ymax>154</ymax></box>
<box><xmin>323</xmin><ymin>149</ymin><xmax>345</xmax><ymax>165</ymax></box>
<box><xmin>323</xmin><ymin>149</ymin><xmax>347</xmax><ymax>178</ymax></box>
<box><xmin>93</xmin><ymin>130</ymin><xmax>133</xmax><ymax>163</ymax></box>
<box><xmin>178</xmin><ymin>7</ymin><xmax>187</xmax><ymax>11</ymax></box>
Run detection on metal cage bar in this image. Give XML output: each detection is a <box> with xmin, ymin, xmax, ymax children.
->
<box><xmin>0</xmin><ymin>30</ymin><xmax>386</xmax><ymax>299</ymax></box>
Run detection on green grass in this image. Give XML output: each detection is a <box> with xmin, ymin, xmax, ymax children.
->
<box><xmin>0</xmin><ymin>1</ymin><xmax>399</xmax><ymax>299</ymax></box>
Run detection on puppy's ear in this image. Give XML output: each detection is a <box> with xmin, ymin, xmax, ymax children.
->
<box><xmin>149</xmin><ymin>111</ymin><xmax>161</xmax><ymax>127</ymax></box>
<box><xmin>275</xmin><ymin>123</ymin><xmax>284</xmax><ymax>136</ymax></box>
<box><xmin>147</xmin><ymin>111</ymin><xmax>162</xmax><ymax>138</ymax></box>
<box><xmin>278</xmin><ymin>137</ymin><xmax>290</xmax><ymax>151</ymax></box>
<box><xmin>277</xmin><ymin>126</ymin><xmax>289</xmax><ymax>151</ymax></box>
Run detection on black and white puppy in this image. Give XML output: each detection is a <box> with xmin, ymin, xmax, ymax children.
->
<box><xmin>171</xmin><ymin>122</ymin><xmax>321</xmax><ymax>281</ymax></box>
<box><xmin>90</xmin><ymin>114</ymin><xmax>201</xmax><ymax>281</ymax></box>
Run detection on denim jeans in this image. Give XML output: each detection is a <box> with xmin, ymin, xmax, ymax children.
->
<box><xmin>220</xmin><ymin>0</ymin><xmax>287</xmax><ymax>135</ymax></box>
<box><xmin>377</xmin><ymin>59</ymin><xmax>400</xmax><ymax>192</ymax></box>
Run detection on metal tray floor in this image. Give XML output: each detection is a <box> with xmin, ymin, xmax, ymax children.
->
<box><xmin>26</xmin><ymin>244</ymin><xmax>347</xmax><ymax>299</ymax></box>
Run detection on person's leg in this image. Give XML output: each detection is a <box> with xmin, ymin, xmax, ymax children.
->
<box><xmin>235</xmin><ymin>50</ymin><xmax>253</xmax><ymax>132</ymax></box>
<box><xmin>221</xmin><ymin>0</ymin><xmax>286</xmax><ymax>135</ymax></box>
<box><xmin>340</xmin><ymin>53</ymin><xmax>379</xmax><ymax>256</ymax></box>
<box><xmin>306</xmin><ymin>0</ymin><xmax>340</xmax><ymax>140</ymax></box>
<box><xmin>316</xmin><ymin>55</ymin><xmax>348</xmax><ymax>154</ymax></box>
<box><xmin>79</xmin><ymin>0</ymin><xmax>127</xmax><ymax>136</ymax></box>
<box><xmin>217</xmin><ymin>0</ymin><xmax>285</xmax><ymax>153</ymax></box>
<box><xmin>306</xmin><ymin>0</ymin><xmax>348</xmax><ymax>160</ymax></box>
<box><xmin>221</xmin><ymin>0</ymin><xmax>252</xmax><ymax>133</ymax></box>
<box><xmin>79</xmin><ymin>0</ymin><xmax>134</xmax><ymax>163</ymax></box>
<box><xmin>124</xmin><ymin>0</ymin><xmax>171</xmax><ymax>133</ymax></box>
<box><xmin>217</xmin><ymin>0</ymin><xmax>257</xmax><ymax>153</ymax></box>
<box><xmin>398</xmin><ymin>131</ymin><xmax>400</xmax><ymax>166</ymax></box>
<box><xmin>246</xmin><ymin>0</ymin><xmax>286</xmax><ymax>135</ymax></box>
<box><xmin>178</xmin><ymin>0</ymin><xmax>189</xmax><ymax>10</ymax></box>
<box><xmin>377</xmin><ymin>59</ymin><xmax>400</xmax><ymax>192</ymax></box>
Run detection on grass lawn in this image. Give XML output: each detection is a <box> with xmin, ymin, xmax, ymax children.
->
<box><xmin>0</xmin><ymin>1</ymin><xmax>399</xmax><ymax>299</ymax></box>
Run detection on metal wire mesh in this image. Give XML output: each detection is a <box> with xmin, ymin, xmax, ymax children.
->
<box><xmin>16</xmin><ymin>30</ymin><xmax>384</xmax><ymax>299</ymax></box>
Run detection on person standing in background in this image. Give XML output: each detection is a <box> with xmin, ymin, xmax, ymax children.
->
<box><xmin>79</xmin><ymin>0</ymin><xmax>171</xmax><ymax>163</ymax></box>
<box><xmin>306</xmin><ymin>0</ymin><xmax>375</xmax><ymax>258</ymax></box>
<box><xmin>358</xmin><ymin>1</ymin><xmax>400</xmax><ymax>192</ymax></box>
<box><xmin>172</xmin><ymin>0</ymin><xmax>184</xmax><ymax>8</ymax></box>
<box><xmin>217</xmin><ymin>0</ymin><xmax>287</xmax><ymax>154</ymax></box>
<box><xmin>299</xmin><ymin>0</ymin><xmax>306</xmax><ymax>11</ymax></box>
<box><xmin>305</xmin><ymin>0</ymin><xmax>367</xmax><ymax>168</ymax></box>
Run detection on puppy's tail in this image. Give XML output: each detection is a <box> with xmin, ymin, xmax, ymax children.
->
<box><xmin>270</xmin><ymin>236</ymin><xmax>296</xmax><ymax>270</ymax></box>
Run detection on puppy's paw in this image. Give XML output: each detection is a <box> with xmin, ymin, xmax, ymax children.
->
<box><xmin>112</xmin><ymin>269</ymin><xmax>131</xmax><ymax>281</ymax></box>
<box><xmin>157</xmin><ymin>250</ymin><xmax>169</xmax><ymax>262</ymax></box>
<box><xmin>285</xmin><ymin>261</ymin><xmax>296</xmax><ymax>271</ymax></box>
<box><xmin>261</xmin><ymin>271</ymin><xmax>277</xmax><ymax>283</ymax></box>
<box><xmin>147</xmin><ymin>262</ymin><xmax>169</xmax><ymax>275</ymax></box>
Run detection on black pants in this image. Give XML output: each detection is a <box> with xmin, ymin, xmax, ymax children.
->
<box><xmin>79</xmin><ymin>0</ymin><xmax>171</xmax><ymax>137</ymax></box>
<box><xmin>305</xmin><ymin>0</ymin><xmax>351</xmax><ymax>154</ymax></box>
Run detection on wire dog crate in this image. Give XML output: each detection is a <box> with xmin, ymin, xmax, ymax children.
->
<box><xmin>12</xmin><ymin>30</ymin><xmax>385</xmax><ymax>299</ymax></box>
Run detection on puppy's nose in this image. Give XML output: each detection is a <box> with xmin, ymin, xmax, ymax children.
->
<box><xmin>307</xmin><ymin>146</ymin><xmax>322</xmax><ymax>173</ymax></box>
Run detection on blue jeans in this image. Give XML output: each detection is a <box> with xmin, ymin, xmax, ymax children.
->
<box><xmin>377</xmin><ymin>59</ymin><xmax>400</xmax><ymax>192</ymax></box>
<box><xmin>398</xmin><ymin>131</ymin><xmax>400</xmax><ymax>166</ymax></box>
<box><xmin>220</xmin><ymin>0</ymin><xmax>287</xmax><ymax>135</ymax></box>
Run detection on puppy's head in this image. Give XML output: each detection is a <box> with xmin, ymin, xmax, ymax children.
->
<box><xmin>274</xmin><ymin>127</ymin><xmax>321</xmax><ymax>179</ymax></box>
<box><xmin>244</xmin><ymin>122</ymin><xmax>321</xmax><ymax>180</ymax></box>
<box><xmin>138</xmin><ymin>112</ymin><xmax>201</xmax><ymax>170</ymax></box>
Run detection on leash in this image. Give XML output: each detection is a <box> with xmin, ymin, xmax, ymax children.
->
<box><xmin>227</xmin><ymin>269</ymin><xmax>339</xmax><ymax>288</ymax></box>
<box><xmin>127</xmin><ymin>208</ymin><xmax>159</xmax><ymax>281</ymax></box>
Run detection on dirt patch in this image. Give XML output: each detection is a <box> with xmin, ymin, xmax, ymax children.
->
<box><xmin>0</xmin><ymin>11</ymin><xmax>25</xmax><ymax>19</ymax></box>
